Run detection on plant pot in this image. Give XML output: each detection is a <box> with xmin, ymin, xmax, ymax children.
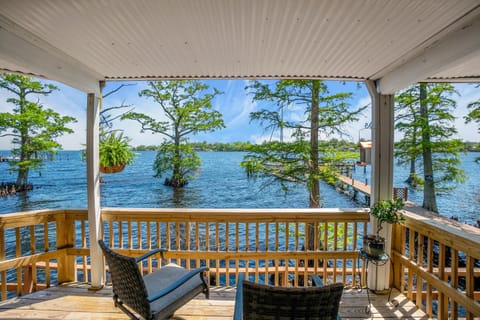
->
<box><xmin>99</xmin><ymin>163</ymin><xmax>126</xmax><ymax>174</ymax></box>
<box><xmin>363</xmin><ymin>235</ymin><xmax>385</xmax><ymax>257</ymax></box>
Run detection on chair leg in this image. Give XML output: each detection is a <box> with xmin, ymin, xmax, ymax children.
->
<box><xmin>114</xmin><ymin>295</ymin><xmax>141</xmax><ymax>320</ymax></box>
<box><xmin>200</xmin><ymin>272</ymin><xmax>210</xmax><ymax>299</ymax></box>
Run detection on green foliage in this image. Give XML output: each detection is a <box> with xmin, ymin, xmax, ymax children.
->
<box><xmin>99</xmin><ymin>131</ymin><xmax>136</xmax><ymax>168</ymax></box>
<box><xmin>154</xmin><ymin>142</ymin><xmax>201</xmax><ymax>184</ymax></box>
<box><xmin>395</xmin><ymin>83</ymin><xmax>466</xmax><ymax>194</ymax></box>
<box><xmin>464</xmin><ymin>83</ymin><xmax>480</xmax><ymax>132</ymax></box>
<box><xmin>464</xmin><ymin>84</ymin><xmax>480</xmax><ymax>161</ymax></box>
<box><xmin>122</xmin><ymin>80</ymin><xmax>224</xmax><ymax>186</ymax></box>
<box><xmin>242</xmin><ymin>80</ymin><xmax>365</xmax><ymax>206</ymax></box>
<box><xmin>318</xmin><ymin>147</ymin><xmax>359</xmax><ymax>185</ymax></box>
<box><xmin>190</xmin><ymin>141</ymin><xmax>254</xmax><ymax>151</ymax></box>
<box><xmin>241</xmin><ymin>140</ymin><xmax>311</xmax><ymax>190</ymax></box>
<box><xmin>133</xmin><ymin>139</ymin><xmax>356</xmax><ymax>153</ymax></box>
<box><xmin>462</xmin><ymin>141</ymin><xmax>480</xmax><ymax>152</ymax></box>
<box><xmin>370</xmin><ymin>198</ymin><xmax>405</xmax><ymax>237</ymax></box>
<box><xmin>132</xmin><ymin>145</ymin><xmax>159</xmax><ymax>151</ymax></box>
<box><xmin>0</xmin><ymin>74</ymin><xmax>77</xmax><ymax>188</ymax></box>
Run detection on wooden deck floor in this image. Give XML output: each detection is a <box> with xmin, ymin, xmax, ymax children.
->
<box><xmin>0</xmin><ymin>283</ymin><xmax>431</xmax><ymax>319</ymax></box>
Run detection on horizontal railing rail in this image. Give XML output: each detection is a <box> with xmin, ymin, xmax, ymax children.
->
<box><xmin>392</xmin><ymin>203</ymin><xmax>480</xmax><ymax>320</ymax></box>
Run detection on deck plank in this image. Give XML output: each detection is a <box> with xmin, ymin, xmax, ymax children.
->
<box><xmin>0</xmin><ymin>283</ymin><xmax>431</xmax><ymax>319</ymax></box>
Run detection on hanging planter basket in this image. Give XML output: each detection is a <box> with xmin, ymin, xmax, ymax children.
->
<box><xmin>99</xmin><ymin>163</ymin><xmax>126</xmax><ymax>174</ymax></box>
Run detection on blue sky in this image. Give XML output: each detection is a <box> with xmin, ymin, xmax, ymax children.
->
<box><xmin>0</xmin><ymin>79</ymin><xmax>479</xmax><ymax>150</ymax></box>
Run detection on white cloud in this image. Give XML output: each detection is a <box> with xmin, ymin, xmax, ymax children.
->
<box><xmin>225</xmin><ymin>95</ymin><xmax>257</xmax><ymax>128</ymax></box>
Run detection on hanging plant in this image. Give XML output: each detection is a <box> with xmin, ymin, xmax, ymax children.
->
<box><xmin>99</xmin><ymin>131</ymin><xmax>136</xmax><ymax>174</ymax></box>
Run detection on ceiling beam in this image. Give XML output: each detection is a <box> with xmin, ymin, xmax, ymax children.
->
<box><xmin>376</xmin><ymin>12</ymin><xmax>480</xmax><ymax>95</ymax></box>
<box><xmin>0</xmin><ymin>14</ymin><xmax>103</xmax><ymax>95</ymax></box>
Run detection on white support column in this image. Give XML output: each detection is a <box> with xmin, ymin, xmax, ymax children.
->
<box><xmin>86</xmin><ymin>86</ymin><xmax>103</xmax><ymax>289</ymax></box>
<box><xmin>366</xmin><ymin>80</ymin><xmax>395</xmax><ymax>291</ymax></box>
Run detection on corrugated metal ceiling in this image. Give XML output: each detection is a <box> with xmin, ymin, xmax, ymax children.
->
<box><xmin>0</xmin><ymin>0</ymin><xmax>479</xmax><ymax>92</ymax></box>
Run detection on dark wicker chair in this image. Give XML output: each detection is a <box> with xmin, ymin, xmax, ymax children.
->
<box><xmin>98</xmin><ymin>240</ymin><xmax>209</xmax><ymax>320</ymax></box>
<box><xmin>233</xmin><ymin>273</ymin><xmax>343</xmax><ymax>320</ymax></box>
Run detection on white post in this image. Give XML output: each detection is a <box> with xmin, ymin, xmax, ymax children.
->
<box><xmin>366</xmin><ymin>80</ymin><xmax>395</xmax><ymax>291</ymax></box>
<box><xmin>86</xmin><ymin>85</ymin><xmax>103</xmax><ymax>289</ymax></box>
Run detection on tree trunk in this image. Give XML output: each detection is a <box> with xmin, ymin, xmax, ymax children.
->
<box><xmin>405</xmin><ymin>129</ymin><xmax>417</xmax><ymax>187</ymax></box>
<box><xmin>167</xmin><ymin>130</ymin><xmax>187</xmax><ymax>187</ymax></box>
<box><xmin>15</xmin><ymin>167</ymin><xmax>29</xmax><ymax>190</ymax></box>
<box><xmin>16</xmin><ymin>90</ymin><xmax>30</xmax><ymax>190</ymax></box>
<box><xmin>309</xmin><ymin>81</ymin><xmax>320</xmax><ymax>209</ymax></box>
<box><xmin>307</xmin><ymin>81</ymin><xmax>320</xmax><ymax>252</ymax></box>
<box><xmin>419</xmin><ymin>83</ymin><xmax>438</xmax><ymax>213</ymax></box>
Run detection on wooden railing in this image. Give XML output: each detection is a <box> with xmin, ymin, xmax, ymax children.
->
<box><xmin>392</xmin><ymin>203</ymin><xmax>480</xmax><ymax>319</ymax></box>
<box><xmin>0</xmin><ymin>208</ymin><xmax>369</xmax><ymax>300</ymax></box>
<box><xmin>3</xmin><ymin>206</ymin><xmax>479</xmax><ymax>319</ymax></box>
<box><xmin>101</xmin><ymin>208</ymin><xmax>369</xmax><ymax>287</ymax></box>
<box><xmin>0</xmin><ymin>209</ymin><xmax>87</xmax><ymax>300</ymax></box>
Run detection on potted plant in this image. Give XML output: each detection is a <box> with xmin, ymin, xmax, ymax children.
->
<box><xmin>99</xmin><ymin>131</ymin><xmax>136</xmax><ymax>174</ymax></box>
<box><xmin>363</xmin><ymin>198</ymin><xmax>405</xmax><ymax>257</ymax></box>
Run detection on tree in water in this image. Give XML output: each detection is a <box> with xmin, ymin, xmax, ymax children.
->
<box><xmin>122</xmin><ymin>80</ymin><xmax>224</xmax><ymax>187</ymax></box>
<box><xmin>464</xmin><ymin>84</ymin><xmax>480</xmax><ymax>162</ymax></box>
<box><xmin>241</xmin><ymin>80</ymin><xmax>365</xmax><ymax>251</ymax></box>
<box><xmin>0</xmin><ymin>74</ymin><xmax>77</xmax><ymax>190</ymax></box>
<box><xmin>395</xmin><ymin>83</ymin><xmax>466</xmax><ymax>213</ymax></box>
<box><xmin>242</xmin><ymin>80</ymin><xmax>364</xmax><ymax>207</ymax></box>
<box><xmin>394</xmin><ymin>86</ymin><xmax>422</xmax><ymax>187</ymax></box>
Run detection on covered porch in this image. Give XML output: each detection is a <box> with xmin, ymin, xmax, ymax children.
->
<box><xmin>1</xmin><ymin>0</ymin><xmax>480</xmax><ymax>319</ymax></box>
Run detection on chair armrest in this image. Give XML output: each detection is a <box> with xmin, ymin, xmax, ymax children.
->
<box><xmin>312</xmin><ymin>274</ymin><xmax>324</xmax><ymax>287</ymax></box>
<box><xmin>233</xmin><ymin>273</ymin><xmax>245</xmax><ymax>320</ymax></box>
<box><xmin>147</xmin><ymin>266</ymin><xmax>209</xmax><ymax>303</ymax></box>
<box><xmin>135</xmin><ymin>248</ymin><xmax>166</xmax><ymax>263</ymax></box>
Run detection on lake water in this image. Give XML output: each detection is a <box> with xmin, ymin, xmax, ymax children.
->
<box><xmin>1</xmin><ymin>151</ymin><xmax>479</xmax><ymax>225</ymax></box>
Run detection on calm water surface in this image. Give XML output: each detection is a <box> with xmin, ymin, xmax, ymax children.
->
<box><xmin>1</xmin><ymin>151</ymin><xmax>479</xmax><ymax>225</ymax></box>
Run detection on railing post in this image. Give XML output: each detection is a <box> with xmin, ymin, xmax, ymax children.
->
<box><xmin>21</xmin><ymin>265</ymin><xmax>33</xmax><ymax>295</ymax></box>
<box><xmin>391</xmin><ymin>223</ymin><xmax>402</xmax><ymax>290</ymax></box>
<box><xmin>56</xmin><ymin>211</ymin><xmax>76</xmax><ymax>283</ymax></box>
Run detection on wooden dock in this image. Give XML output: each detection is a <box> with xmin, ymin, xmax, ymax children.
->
<box><xmin>337</xmin><ymin>174</ymin><xmax>371</xmax><ymax>204</ymax></box>
<box><xmin>336</xmin><ymin>174</ymin><xmax>408</xmax><ymax>204</ymax></box>
<box><xmin>337</xmin><ymin>174</ymin><xmax>371</xmax><ymax>194</ymax></box>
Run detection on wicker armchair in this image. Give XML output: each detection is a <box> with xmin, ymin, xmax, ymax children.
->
<box><xmin>98</xmin><ymin>240</ymin><xmax>209</xmax><ymax>320</ymax></box>
<box><xmin>233</xmin><ymin>273</ymin><xmax>343</xmax><ymax>320</ymax></box>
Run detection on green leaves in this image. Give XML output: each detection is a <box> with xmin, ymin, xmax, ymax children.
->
<box><xmin>0</xmin><ymin>74</ymin><xmax>77</xmax><ymax>187</ymax></box>
<box><xmin>154</xmin><ymin>142</ymin><xmax>201</xmax><ymax>183</ymax></box>
<box><xmin>124</xmin><ymin>80</ymin><xmax>225</xmax><ymax>186</ymax></box>
<box><xmin>370</xmin><ymin>198</ymin><xmax>405</xmax><ymax>236</ymax></box>
<box><xmin>99</xmin><ymin>131</ymin><xmax>136</xmax><ymax>168</ymax></box>
<box><xmin>395</xmin><ymin>83</ymin><xmax>466</xmax><ymax>198</ymax></box>
<box><xmin>242</xmin><ymin>80</ymin><xmax>363</xmax><ymax>206</ymax></box>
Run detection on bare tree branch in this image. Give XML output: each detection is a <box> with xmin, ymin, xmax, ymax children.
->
<box><xmin>103</xmin><ymin>83</ymin><xmax>135</xmax><ymax>99</ymax></box>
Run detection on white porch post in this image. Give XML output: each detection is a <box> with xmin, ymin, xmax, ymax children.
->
<box><xmin>86</xmin><ymin>83</ymin><xmax>104</xmax><ymax>289</ymax></box>
<box><xmin>366</xmin><ymin>80</ymin><xmax>395</xmax><ymax>291</ymax></box>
